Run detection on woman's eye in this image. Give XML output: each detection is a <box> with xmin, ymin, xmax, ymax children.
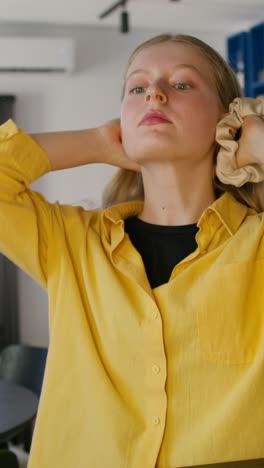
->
<box><xmin>174</xmin><ymin>82</ymin><xmax>191</xmax><ymax>90</ymax></box>
<box><xmin>130</xmin><ymin>86</ymin><xmax>146</xmax><ymax>94</ymax></box>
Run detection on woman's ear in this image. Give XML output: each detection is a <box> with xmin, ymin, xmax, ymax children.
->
<box><xmin>119</xmin><ymin>118</ymin><xmax>123</xmax><ymax>142</ymax></box>
<box><xmin>120</xmin><ymin>110</ymin><xmax>124</xmax><ymax>127</ymax></box>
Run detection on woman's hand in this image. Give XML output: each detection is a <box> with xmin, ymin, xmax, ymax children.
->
<box><xmin>96</xmin><ymin>119</ymin><xmax>141</xmax><ymax>172</ymax></box>
<box><xmin>236</xmin><ymin>115</ymin><xmax>264</xmax><ymax>168</ymax></box>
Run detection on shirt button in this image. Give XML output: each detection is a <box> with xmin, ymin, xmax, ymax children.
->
<box><xmin>152</xmin><ymin>364</ymin><xmax>160</xmax><ymax>374</ymax></box>
<box><xmin>151</xmin><ymin>311</ymin><xmax>158</xmax><ymax>320</ymax></box>
<box><xmin>152</xmin><ymin>416</ymin><xmax>160</xmax><ymax>426</ymax></box>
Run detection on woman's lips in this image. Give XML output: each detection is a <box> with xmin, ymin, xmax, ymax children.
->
<box><xmin>140</xmin><ymin>116</ymin><xmax>171</xmax><ymax>125</ymax></box>
<box><xmin>139</xmin><ymin>110</ymin><xmax>171</xmax><ymax>126</ymax></box>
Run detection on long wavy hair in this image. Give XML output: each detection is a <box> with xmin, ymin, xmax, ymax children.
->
<box><xmin>102</xmin><ymin>34</ymin><xmax>263</xmax><ymax>212</ymax></box>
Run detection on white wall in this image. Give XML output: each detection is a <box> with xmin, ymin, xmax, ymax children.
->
<box><xmin>0</xmin><ymin>22</ymin><xmax>227</xmax><ymax>346</ymax></box>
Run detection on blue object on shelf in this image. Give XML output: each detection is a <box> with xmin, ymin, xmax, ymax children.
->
<box><xmin>252</xmin><ymin>80</ymin><xmax>264</xmax><ymax>97</ymax></box>
<box><xmin>247</xmin><ymin>22</ymin><xmax>264</xmax><ymax>98</ymax></box>
<box><xmin>227</xmin><ymin>31</ymin><xmax>250</xmax><ymax>97</ymax></box>
<box><xmin>227</xmin><ymin>22</ymin><xmax>264</xmax><ymax>99</ymax></box>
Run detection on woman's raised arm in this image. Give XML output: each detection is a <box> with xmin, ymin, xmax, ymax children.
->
<box><xmin>0</xmin><ymin>118</ymin><xmax>140</xmax><ymax>288</ymax></box>
<box><xmin>31</xmin><ymin>119</ymin><xmax>140</xmax><ymax>172</ymax></box>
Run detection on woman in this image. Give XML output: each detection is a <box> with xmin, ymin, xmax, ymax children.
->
<box><xmin>1</xmin><ymin>34</ymin><xmax>264</xmax><ymax>468</ymax></box>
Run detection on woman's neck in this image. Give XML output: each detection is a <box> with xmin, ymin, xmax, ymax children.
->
<box><xmin>138</xmin><ymin>161</ymin><xmax>216</xmax><ymax>226</ymax></box>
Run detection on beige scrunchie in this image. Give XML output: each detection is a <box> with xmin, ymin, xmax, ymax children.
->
<box><xmin>215</xmin><ymin>96</ymin><xmax>264</xmax><ymax>187</ymax></box>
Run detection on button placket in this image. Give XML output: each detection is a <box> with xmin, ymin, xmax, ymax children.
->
<box><xmin>143</xmin><ymin>302</ymin><xmax>167</xmax><ymax>449</ymax></box>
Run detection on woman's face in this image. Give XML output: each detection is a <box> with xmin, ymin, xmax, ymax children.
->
<box><xmin>120</xmin><ymin>41</ymin><xmax>223</xmax><ymax>166</ymax></box>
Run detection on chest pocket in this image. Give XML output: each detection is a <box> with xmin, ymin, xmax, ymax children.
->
<box><xmin>196</xmin><ymin>261</ymin><xmax>264</xmax><ymax>365</ymax></box>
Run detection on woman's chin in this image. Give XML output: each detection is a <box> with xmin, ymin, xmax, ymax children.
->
<box><xmin>127</xmin><ymin>152</ymin><xmax>173</xmax><ymax>166</ymax></box>
<box><xmin>128</xmin><ymin>142</ymin><xmax>174</xmax><ymax>161</ymax></box>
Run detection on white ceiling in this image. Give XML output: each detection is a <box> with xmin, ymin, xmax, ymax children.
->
<box><xmin>1</xmin><ymin>0</ymin><xmax>264</xmax><ymax>34</ymax></box>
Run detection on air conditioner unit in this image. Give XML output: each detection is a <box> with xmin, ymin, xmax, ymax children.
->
<box><xmin>0</xmin><ymin>37</ymin><xmax>74</xmax><ymax>73</ymax></box>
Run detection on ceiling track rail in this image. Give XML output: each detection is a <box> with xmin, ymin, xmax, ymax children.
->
<box><xmin>98</xmin><ymin>0</ymin><xmax>182</xmax><ymax>33</ymax></box>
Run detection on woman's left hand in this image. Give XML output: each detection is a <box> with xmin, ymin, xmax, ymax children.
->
<box><xmin>236</xmin><ymin>115</ymin><xmax>264</xmax><ymax>168</ymax></box>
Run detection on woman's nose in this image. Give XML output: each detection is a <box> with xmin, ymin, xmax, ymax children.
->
<box><xmin>144</xmin><ymin>84</ymin><xmax>167</xmax><ymax>103</ymax></box>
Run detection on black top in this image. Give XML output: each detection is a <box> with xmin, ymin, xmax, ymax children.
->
<box><xmin>125</xmin><ymin>216</ymin><xmax>199</xmax><ymax>289</ymax></box>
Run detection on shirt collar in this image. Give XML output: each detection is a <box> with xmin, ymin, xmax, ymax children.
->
<box><xmin>103</xmin><ymin>192</ymin><xmax>250</xmax><ymax>236</ymax></box>
<box><xmin>200</xmin><ymin>191</ymin><xmax>250</xmax><ymax>236</ymax></box>
<box><xmin>103</xmin><ymin>199</ymin><xmax>144</xmax><ymax>225</ymax></box>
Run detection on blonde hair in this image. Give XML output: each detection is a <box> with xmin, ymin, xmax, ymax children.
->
<box><xmin>102</xmin><ymin>34</ymin><xmax>262</xmax><ymax>212</ymax></box>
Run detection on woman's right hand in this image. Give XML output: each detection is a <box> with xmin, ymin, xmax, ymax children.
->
<box><xmin>96</xmin><ymin>119</ymin><xmax>141</xmax><ymax>172</ymax></box>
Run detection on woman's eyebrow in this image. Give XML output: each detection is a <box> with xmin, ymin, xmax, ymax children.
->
<box><xmin>126</xmin><ymin>64</ymin><xmax>202</xmax><ymax>81</ymax></box>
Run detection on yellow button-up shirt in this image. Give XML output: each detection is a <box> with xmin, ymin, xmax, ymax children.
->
<box><xmin>0</xmin><ymin>120</ymin><xmax>264</xmax><ymax>468</ymax></box>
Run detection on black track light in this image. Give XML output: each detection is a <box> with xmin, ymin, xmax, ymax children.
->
<box><xmin>120</xmin><ymin>9</ymin><xmax>129</xmax><ymax>33</ymax></box>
